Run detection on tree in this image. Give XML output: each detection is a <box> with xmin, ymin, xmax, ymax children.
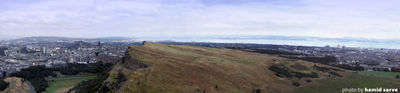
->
<box><xmin>391</xmin><ymin>67</ymin><xmax>400</xmax><ymax>72</ymax></box>
<box><xmin>383</xmin><ymin>68</ymin><xmax>390</xmax><ymax>72</ymax></box>
<box><xmin>0</xmin><ymin>47</ymin><xmax>8</xmax><ymax>56</ymax></box>
<box><xmin>30</xmin><ymin>78</ymin><xmax>48</xmax><ymax>92</ymax></box>
<box><xmin>1</xmin><ymin>71</ymin><xmax>6</xmax><ymax>78</ymax></box>
<box><xmin>10</xmin><ymin>62</ymin><xmax>114</xmax><ymax>93</ymax></box>
<box><xmin>0</xmin><ymin>79</ymin><xmax>9</xmax><ymax>91</ymax></box>
<box><xmin>292</xmin><ymin>82</ymin><xmax>300</xmax><ymax>87</ymax></box>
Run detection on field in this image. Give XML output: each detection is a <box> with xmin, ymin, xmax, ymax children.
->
<box><xmin>294</xmin><ymin>72</ymin><xmax>400</xmax><ymax>93</ymax></box>
<box><xmin>112</xmin><ymin>42</ymin><xmax>297</xmax><ymax>93</ymax></box>
<box><xmin>44</xmin><ymin>73</ymin><xmax>96</xmax><ymax>93</ymax></box>
<box><xmin>358</xmin><ymin>71</ymin><xmax>400</xmax><ymax>78</ymax></box>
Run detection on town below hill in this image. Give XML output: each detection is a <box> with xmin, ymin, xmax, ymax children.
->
<box><xmin>0</xmin><ymin>37</ymin><xmax>399</xmax><ymax>93</ymax></box>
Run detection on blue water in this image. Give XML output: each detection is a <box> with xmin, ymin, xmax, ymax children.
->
<box><xmin>157</xmin><ymin>39</ymin><xmax>400</xmax><ymax>49</ymax></box>
<box><xmin>139</xmin><ymin>36</ymin><xmax>400</xmax><ymax>49</ymax></box>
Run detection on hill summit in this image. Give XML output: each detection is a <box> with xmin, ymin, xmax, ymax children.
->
<box><xmin>84</xmin><ymin>42</ymin><xmax>400</xmax><ymax>93</ymax></box>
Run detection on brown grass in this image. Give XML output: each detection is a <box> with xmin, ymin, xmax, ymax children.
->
<box><xmin>105</xmin><ymin>42</ymin><xmax>399</xmax><ymax>93</ymax></box>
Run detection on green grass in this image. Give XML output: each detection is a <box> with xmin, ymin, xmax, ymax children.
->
<box><xmin>294</xmin><ymin>73</ymin><xmax>400</xmax><ymax>93</ymax></box>
<box><xmin>358</xmin><ymin>71</ymin><xmax>400</xmax><ymax>78</ymax></box>
<box><xmin>44</xmin><ymin>73</ymin><xmax>96</xmax><ymax>93</ymax></box>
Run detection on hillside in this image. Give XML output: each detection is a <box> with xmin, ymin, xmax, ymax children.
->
<box><xmin>0</xmin><ymin>77</ymin><xmax>31</xmax><ymax>93</ymax></box>
<box><xmin>87</xmin><ymin>42</ymin><xmax>400</xmax><ymax>93</ymax></box>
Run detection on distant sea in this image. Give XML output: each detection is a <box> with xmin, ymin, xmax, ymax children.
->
<box><xmin>193</xmin><ymin>39</ymin><xmax>399</xmax><ymax>49</ymax></box>
<box><xmin>140</xmin><ymin>35</ymin><xmax>400</xmax><ymax>49</ymax></box>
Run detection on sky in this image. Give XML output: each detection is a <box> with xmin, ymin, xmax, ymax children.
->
<box><xmin>0</xmin><ymin>0</ymin><xmax>400</xmax><ymax>39</ymax></box>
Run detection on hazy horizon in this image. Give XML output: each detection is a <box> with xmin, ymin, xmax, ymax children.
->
<box><xmin>2</xmin><ymin>35</ymin><xmax>400</xmax><ymax>49</ymax></box>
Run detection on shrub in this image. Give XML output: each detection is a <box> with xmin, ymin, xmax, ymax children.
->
<box><xmin>269</xmin><ymin>65</ymin><xmax>319</xmax><ymax>79</ymax></box>
<box><xmin>0</xmin><ymin>79</ymin><xmax>9</xmax><ymax>91</ymax></box>
<box><xmin>310</xmin><ymin>72</ymin><xmax>319</xmax><ymax>78</ymax></box>
<box><xmin>305</xmin><ymin>79</ymin><xmax>312</xmax><ymax>83</ymax></box>
<box><xmin>293</xmin><ymin>72</ymin><xmax>319</xmax><ymax>79</ymax></box>
<box><xmin>269</xmin><ymin>65</ymin><xmax>293</xmax><ymax>78</ymax></box>
<box><xmin>252</xmin><ymin>88</ymin><xmax>261</xmax><ymax>93</ymax></box>
<box><xmin>328</xmin><ymin>71</ymin><xmax>343</xmax><ymax>77</ymax></box>
<box><xmin>292</xmin><ymin>82</ymin><xmax>300</xmax><ymax>87</ymax></box>
<box><xmin>10</xmin><ymin>65</ymin><xmax>55</xmax><ymax>80</ymax></box>
<box><xmin>333</xmin><ymin>64</ymin><xmax>364</xmax><ymax>71</ymax></box>
<box><xmin>30</xmin><ymin>78</ymin><xmax>48</xmax><ymax>92</ymax></box>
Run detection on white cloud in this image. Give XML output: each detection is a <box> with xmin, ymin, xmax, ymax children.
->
<box><xmin>0</xmin><ymin>0</ymin><xmax>399</xmax><ymax>39</ymax></box>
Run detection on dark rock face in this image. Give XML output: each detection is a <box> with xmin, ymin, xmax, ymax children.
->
<box><xmin>252</xmin><ymin>88</ymin><xmax>261</xmax><ymax>93</ymax></box>
<box><xmin>142</xmin><ymin>41</ymin><xmax>147</xmax><ymax>45</ymax></box>
<box><xmin>99</xmin><ymin>47</ymin><xmax>149</xmax><ymax>93</ymax></box>
<box><xmin>109</xmin><ymin>72</ymin><xmax>127</xmax><ymax>90</ymax></box>
<box><xmin>121</xmin><ymin>48</ymin><xmax>149</xmax><ymax>70</ymax></box>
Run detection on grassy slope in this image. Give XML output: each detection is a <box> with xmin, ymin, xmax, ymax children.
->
<box><xmin>106</xmin><ymin>42</ymin><xmax>400</xmax><ymax>93</ymax></box>
<box><xmin>0</xmin><ymin>77</ymin><xmax>30</xmax><ymax>93</ymax></box>
<box><xmin>358</xmin><ymin>71</ymin><xmax>400</xmax><ymax>78</ymax></box>
<box><xmin>44</xmin><ymin>73</ymin><xmax>96</xmax><ymax>93</ymax></box>
<box><xmin>294</xmin><ymin>72</ymin><xmax>400</xmax><ymax>93</ymax></box>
